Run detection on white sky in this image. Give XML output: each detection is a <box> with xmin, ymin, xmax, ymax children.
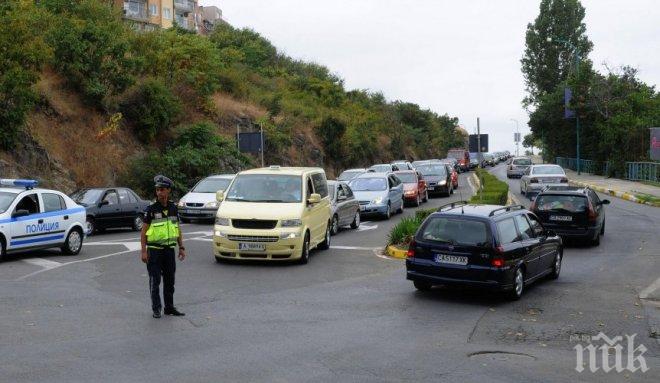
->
<box><xmin>204</xmin><ymin>0</ymin><xmax>660</xmax><ymax>154</ymax></box>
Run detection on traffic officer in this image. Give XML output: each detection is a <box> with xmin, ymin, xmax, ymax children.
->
<box><xmin>141</xmin><ymin>175</ymin><xmax>186</xmax><ymax>318</ymax></box>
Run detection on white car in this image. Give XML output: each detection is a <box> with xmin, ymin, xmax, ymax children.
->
<box><xmin>520</xmin><ymin>165</ymin><xmax>568</xmax><ymax>198</ymax></box>
<box><xmin>177</xmin><ymin>174</ymin><xmax>235</xmax><ymax>222</ymax></box>
<box><xmin>0</xmin><ymin>179</ymin><xmax>86</xmax><ymax>261</ymax></box>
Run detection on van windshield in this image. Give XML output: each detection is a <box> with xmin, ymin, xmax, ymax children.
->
<box><xmin>225</xmin><ymin>174</ymin><xmax>301</xmax><ymax>203</ymax></box>
<box><xmin>192</xmin><ymin>178</ymin><xmax>232</xmax><ymax>193</ymax></box>
<box><xmin>421</xmin><ymin>217</ymin><xmax>489</xmax><ymax>246</ymax></box>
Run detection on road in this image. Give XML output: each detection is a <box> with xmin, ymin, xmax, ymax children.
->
<box><xmin>0</xmin><ymin>170</ymin><xmax>658</xmax><ymax>382</ymax></box>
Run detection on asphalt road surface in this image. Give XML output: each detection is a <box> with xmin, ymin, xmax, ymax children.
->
<box><xmin>1</xmin><ymin>170</ymin><xmax>658</xmax><ymax>382</ymax></box>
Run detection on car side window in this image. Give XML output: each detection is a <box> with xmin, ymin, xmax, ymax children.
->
<box><xmin>527</xmin><ymin>213</ymin><xmax>544</xmax><ymax>237</ymax></box>
<box><xmin>496</xmin><ymin>217</ymin><xmax>520</xmax><ymax>244</ymax></box>
<box><xmin>117</xmin><ymin>189</ymin><xmax>130</xmax><ymax>205</ymax></box>
<box><xmin>514</xmin><ymin>214</ymin><xmax>535</xmax><ymax>239</ymax></box>
<box><xmin>588</xmin><ymin>190</ymin><xmax>600</xmax><ymax>205</ymax></box>
<box><xmin>337</xmin><ymin>185</ymin><xmax>346</xmax><ymax>199</ymax></box>
<box><xmin>14</xmin><ymin>194</ymin><xmax>41</xmax><ymax>215</ymax></box>
<box><xmin>311</xmin><ymin>173</ymin><xmax>328</xmax><ymax>198</ymax></box>
<box><xmin>127</xmin><ymin>190</ymin><xmax>138</xmax><ymax>203</ymax></box>
<box><xmin>42</xmin><ymin>193</ymin><xmax>65</xmax><ymax>213</ymax></box>
<box><xmin>344</xmin><ymin>184</ymin><xmax>354</xmax><ymax>198</ymax></box>
<box><xmin>103</xmin><ymin>190</ymin><xmax>118</xmax><ymax>205</ymax></box>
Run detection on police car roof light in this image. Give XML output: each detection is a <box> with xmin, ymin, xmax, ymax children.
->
<box><xmin>0</xmin><ymin>179</ymin><xmax>39</xmax><ymax>189</ymax></box>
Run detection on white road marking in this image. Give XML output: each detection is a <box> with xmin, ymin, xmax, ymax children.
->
<box><xmin>357</xmin><ymin>224</ymin><xmax>378</xmax><ymax>232</ymax></box>
<box><xmin>639</xmin><ymin>276</ymin><xmax>660</xmax><ymax>300</ymax></box>
<box><xmin>467</xmin><ymin>176</ymin><xmax>477</xmax><ymax>195</ymax></box>
<box><xmin>22</xmin><ymin>258</ymin><xmax>62</xmax><ymax>269</ymax></box>
<box><xmin>191</xmin><ymin>238</ymin><xmax>214</xmax><ymax>242</ymax></box>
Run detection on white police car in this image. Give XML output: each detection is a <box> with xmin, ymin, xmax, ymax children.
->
<box><xmin>0</xmin><ymin>179</ymin><xmax>86</xmax><ymax>261</ymax></box>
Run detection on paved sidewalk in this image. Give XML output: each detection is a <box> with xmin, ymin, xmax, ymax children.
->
<box><xmin>565</xmin><ymin>169</ymin><xmax>660</xmax><ymax>207</ymax></box>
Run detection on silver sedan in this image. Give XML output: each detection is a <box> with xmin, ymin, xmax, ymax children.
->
<box><xmin>520</xmin><ymin>164</ymin><xmax>569</xmax><ymax>199</ymax></box>
<box><xmin>327</xmin><ymin>180</ymin><xmax>361</xmax><ymax>235</ymax></box>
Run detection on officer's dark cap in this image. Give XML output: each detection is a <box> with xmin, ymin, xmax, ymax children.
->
<box><xmin>154</xmin><ymin>175</ymin><xmax>173</xmax><ymax>189</ymax></box>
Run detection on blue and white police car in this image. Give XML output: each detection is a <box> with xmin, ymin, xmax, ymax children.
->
<box><xmin>0</xmin><ymin>179</ymin><xmax>86</xmax><ymax>261</ymax></box>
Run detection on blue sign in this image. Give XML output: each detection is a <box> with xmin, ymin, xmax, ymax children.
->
<box><xmin>564</xmin><ymin>87</ymin><xmax>575</xmax><ymax>119</ymax></box>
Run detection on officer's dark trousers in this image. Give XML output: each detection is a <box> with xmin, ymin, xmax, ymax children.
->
<box><xmin>147</xmin><ymin>247</ymin><xmax>176</xmax><ymax>312</ymax></box>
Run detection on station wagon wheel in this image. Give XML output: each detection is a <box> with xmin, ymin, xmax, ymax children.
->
<box><xmin>350</xmin><ymin>210</ymin><xmax>360</xmax><ymax>229</ymax></box>
<box><xmin>549</xmin><ymin>252</ymin><xmax>562</xmax><ymax>280</ymax></box>
<box><xmin>508</xmin><ymin>267</ymin><xmax>524</xmax><ymax>300</ymax></box>
<box><xmin>62</xmin><ymin>228</ymin><xmax>83</xmax><ymax>255</ymax></box>
<box><xmin>600</xmin><ymin>220</ymin><xmax>605</xmax><ymax>235</ymax></box>
<box><xmin>132</xmin><ymin>214</ymin><xmax>144</xmax><ymax>231</ymax></box>
<box><xmin>298</xmin><ymin>233</ymin><xmax>310</xmax><ymax>264</ymax></box>
<box><xmin>331</xmin><ymin>214</ymin><xmax>339</xmax><ymax>236</ymax></box>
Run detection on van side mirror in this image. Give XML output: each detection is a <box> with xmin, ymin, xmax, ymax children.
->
<box><xmin>12</xmin><ymin>209</ymin><xmax>30</xmax><ymax>218</ymax></box>
<box><xmin>308</xmin><ymin>193</ymin><xmax>321</xmax><ymax>204</ymax></box>
<box><xmin>216</xmin><ymin>190</ymin><xmax>225</xmax><ymax>202</ymax></box>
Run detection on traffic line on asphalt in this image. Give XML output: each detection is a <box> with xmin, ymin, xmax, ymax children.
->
<box><xmin>22</xmin><ymin>258</ymin><xmax>62</xmax><ymax>269</ymax></box>
<box><xmin>357</xmin><ymin>224</ymin><xmax>378</xmax><ymax>232</ymax></box>
<box><xmin>640</xmin><ymin>276</ymin><xmax>660</xmax><ymax>300</ymax></box>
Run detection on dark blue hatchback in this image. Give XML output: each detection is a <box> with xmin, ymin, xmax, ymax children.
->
<box><xmin>406</xmin><ymin>202</ymin><xmax>563</xmax><ymax>300</ymax></box>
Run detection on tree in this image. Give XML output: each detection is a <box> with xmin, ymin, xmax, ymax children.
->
<box><xmin>521</xmin><ymin>0</ymin><xmax>593</xmax><ymax>107</ymax></box>
<box><xmin>121</xmin><ymin>79</ymin><xmax>182</xmax><ymax>143</ymax></box>
<box><xmin>522</xmin><ymin>133</ymin><xmax>542</xmax><ymax>155</ymax></box>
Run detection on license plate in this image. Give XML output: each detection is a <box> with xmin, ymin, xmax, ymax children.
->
<box><xmin>186</xmin><ymin>210</ymin><xmax>201</xmax><ymax>214</ymax></box>
<box><xmin>239</xmin><ymin>243</ymin><xmax>266</xmax><ymax>251</ymax></box>
<box><xmin>550</xmin><ymin>215</ymin><xmax>572</xmax><ymax>221</ymax></box>
<box><xmin>428</xmin><ymin>186</ymin><xmax>435</xmax><ymax>191</ymax></box>
<box><xmin>435</xmin><ymin>254</ymin><xmax>468</xmax><ymax>265</ymax></box>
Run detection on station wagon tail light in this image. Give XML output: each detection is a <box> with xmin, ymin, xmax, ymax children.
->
<box><xmin>529</xmin><ymin>200</ymin><xmax>537</xmax><ymax>211</ymax></box>
<box><xmin>491</xmin><ymin>258</ymin><xmax>504</xmax><ymax>268</ymax></box>
<box><xmin>560</xmin><ymin>178</ymin><xmax>569</xmax><ymax>183</ymax></box>
<box><xmin>530</xmin><ymin>178</ymin><xmax>539</xmax><ymax>183</ymax></box>
<box><xmin>588</xmin><ymin>203</ymin><xmax>598</xmax><ymax>224</ymax></box>
<box><xmin>407</xmin><ymin>241</ymin><xmax>416</xmax><ymax>258</ymax></box>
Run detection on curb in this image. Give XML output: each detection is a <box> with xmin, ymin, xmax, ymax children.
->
<box><xmin>386</xmin><ymin>245</ymin><xmax>408</xmax><ymax>259</ymax></box>
<box><xmin>569</xmin><ymin>179</ymin><xmax>660</xmax><ymax>208</ymax></box>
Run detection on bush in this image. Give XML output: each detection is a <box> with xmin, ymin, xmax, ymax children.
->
<box><xmin>121</xmin><ymin>79</ymin><xmax>182</xmax><ymax>143</ymax></box>
<box><xmin>469</xmin><ymin>169</ymin><xmax>509</xmax><ymax>205</ymax></box>
<box><xmin>414</xmin><ymin>208</ymin><xmax>436</xmax><ymax>222</ymax></box>
<box><xmin>388</xmin><ymin>216</ymin><xmax>422</xmax><ymax>246</ymax></box>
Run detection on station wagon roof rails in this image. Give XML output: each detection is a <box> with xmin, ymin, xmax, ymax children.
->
<box><xmin>437</xmin><ymin>200</ymin><xmax>469</xmax><ymax>212</ymax></box>
<box><xmin>488</xmin><ymin>205</ymin><xmax>525</xmax><ymax>217</ymax></box>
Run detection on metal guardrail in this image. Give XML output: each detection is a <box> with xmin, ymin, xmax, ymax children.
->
<box><xmin>556</xmin><ymin>157</ymin><xmax>659</xmax><ymax>182</ymax></box>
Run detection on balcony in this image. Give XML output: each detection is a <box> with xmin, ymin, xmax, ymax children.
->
<box><xmin>123</xmin><ymin>0</ymin><xmax>148</xmax><ymax>22</ymax></box>
<box><xmin>174</xmin><ymin>0</ymin><xmax>194</xmax><ymax>13</ymax></box>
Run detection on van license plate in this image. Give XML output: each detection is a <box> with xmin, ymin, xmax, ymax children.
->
<box><xmin>435</xmin><ymin>254</ymin><xmax>468</xmax><ymax>265</ymax></box>
<box><xmin>239</xmin><ymin>243</ymin><xmax>265</xmax><ymax>251</ymax></box>
<box><xmin>550</xmin><ymin>215</ymin><xmax>572</xmax><ymax>221</ymax></box>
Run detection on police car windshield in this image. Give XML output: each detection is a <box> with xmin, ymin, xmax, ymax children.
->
<box><xmin>0</xmin><ymin>191</ymin><xmax>18</xmax><ymax>214</ymax></box>
<box><xmin>70</xmin><ymin>189</ymin><xmax>104</xmax><ymax>205</ymax></box>
<box><xmin>226</xmin><ymin>174</ymin><xmax>301</xmax><ymax>203</ymax></box>
<box><xmin>192</xmin><ymin>178</ymin><xmax>232</xmax><ymax>193</ymax></box>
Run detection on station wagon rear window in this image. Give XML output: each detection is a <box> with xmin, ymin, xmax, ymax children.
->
<box><xmin>421</xmin><ymin>217</ymin><xmax>489</xmax><ymax>246</ymax></box>
<box><xmin>396</xmin><ymin>173</ymin><xmax>417</xmax><ymax>183</ymax></box>
<box><xmin>226</xmin><ymin>174</ymin><xmax>302</xmax><ymax>203</ymax></box>
<box><xmin>532</xmin><ymin>166</ymin><xmax>565</xmax><ymax>175</ymax></box>
<box><xmin>0</xmin><ymin>191</ymin><xmax>18</xmax><ymax>214</ymax></box>
<box><xmin>512</xmin><ymin>158</ymin><xmax>532</xmax><ymax>165</ymax></box>
<box><xmin>535</xmin><ymin>195</ymin><xmax>588</xmax><ymax>213</ymax></box>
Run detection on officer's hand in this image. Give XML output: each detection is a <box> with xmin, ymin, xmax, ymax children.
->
<box><xmin>141</xmin><ymin>250</ymin><xmax>148</xmax><ymax>264</ymax></box>
<box><xmin>178</xmin><ymin>248</ymin><xmax>186</xmax><ymax>261</ymax></box>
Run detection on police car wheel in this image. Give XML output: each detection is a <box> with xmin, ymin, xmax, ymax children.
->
<box><xmin>0</xmin><ymin>238</ymin><xmax>7</xmax><ymax>261</ymax></box>
<box><xmin>62</xmin><ymin>229</ymin><xmax>83</xmax><ymax>255</ymax></box>
<box><xmin>132</xmin><ymin>215</ymin><xmax>144</xmax><ymax>231</ymax></box>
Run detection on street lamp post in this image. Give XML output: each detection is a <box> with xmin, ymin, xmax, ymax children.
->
<box><xmin>510</xmin><ymin>118</ymin><xmax>520</xmax><ymax>156</ymax></box>
<box><xmin>547</xmin><ymin>36</ymin><xmax>581</xmax><ymax>175</ymax></box>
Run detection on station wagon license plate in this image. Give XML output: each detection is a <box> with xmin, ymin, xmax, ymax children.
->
<box><xmin>435</xmin><ymin>254</ymin><xmax>468</xmax><ymax>265</ymax></box>
<box><xmin>549</xmin><ymin>215</ymin><xmax>572</xmax><ymax>221</ymax></box>
<box><xmin>239</xmin><ymin>243</ymin><xmax>266</xmax><ymax>252</ymax></box>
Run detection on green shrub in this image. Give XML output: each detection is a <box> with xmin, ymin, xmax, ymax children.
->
<box><xmin>469</xmin><ymin>169</ymin><xmax>509</xmax><ymax>205</ymax></box>
<box><xmin>121</xmin><ymin>79</ymin><xmax>182</xmax><ymax>143</ymax></box>
<box><xmin>388</xmin><ymin>216</ymin><xmax>422</xmax><ymax>246</ymax></box>
<box><xmin>414</xmin><ymin>208</ymin><xmax>436</xmax><ymax>222</ymax></box>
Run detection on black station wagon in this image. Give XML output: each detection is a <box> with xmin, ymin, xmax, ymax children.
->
<box><xmin>406</xmin><ymin>202</ymin><xmax>563</xmax><ymax>300</ymax></box>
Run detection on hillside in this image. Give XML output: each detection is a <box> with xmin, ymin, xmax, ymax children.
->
<box><xmin>0</xmin><ymin>1</ymin><xmax>466</xmax><ymax>196</ymax></box>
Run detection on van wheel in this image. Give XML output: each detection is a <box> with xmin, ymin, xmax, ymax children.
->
<box><xmin>330</xmin><ymin>215</ymin><xmax>339</xmax><ymax>236</ymax></box>
<box><xmin>298</xmin><ymin>233</ymin><xmax>310</xmax><ymax>264</ymax></box>
<box><xmin>61</xmin><ymin>228</ymin><xmax>84</xmax><ymax>255</ymax></box>
<box><xmin>508</xmin><ymin>267</ymin><xmax>524</xmax><ymax>300</ymax></box>
<box><xmin>414</xmin><ymin>281</ymin><xmax>432</xmax><ymax>291</ymax></box>
<box><xmin>350</xmin><ymin>210</ymin><xmax>360</xmax><ymax>229</ymax></box>
<box><xmin>318</xmin><ymin>222</ymin><xmax>331</xmax><ymax>250</ymax></box>
<box><xmin>132</xmin><ymin>214</ymin><xmax>144</xmax><ymax>231</ymax></box>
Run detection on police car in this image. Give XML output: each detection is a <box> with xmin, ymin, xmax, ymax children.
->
<box><xmin>0</xmin><ymin>179</ymin><xmax>86</xmax><ymax>261</ymax></box>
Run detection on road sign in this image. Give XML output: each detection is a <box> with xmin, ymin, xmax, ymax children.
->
<box><xmin>514</xmin><ymin>132</ymin><xmax>521</xmax><ymax>143</ymax></box>
<box><xmin>564</xmin><ymin>87</ymin><xmax>576</xmax><ymax>119</ymax></box>
<box><xmin>651</xmin><ymin>128</ymin><xmax>660</xmax><ymax>160</ymax></box>
<box><xmin>469</xmin><ymin>134</ymin><xmax>488</xmax><ymax>153</ymax></box>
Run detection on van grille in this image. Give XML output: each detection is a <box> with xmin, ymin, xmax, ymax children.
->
<box><xmin>232</xmin><ymin>219</ymin><xmax>278</xmax><ymax>230</ymax></box>
<box><xmin>227</xmin><ymin>235</ymin><xmax>279</xmax><ymax>243</ymax></box>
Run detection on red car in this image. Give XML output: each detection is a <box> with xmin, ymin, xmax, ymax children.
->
<box><xmin>394</xmin><ymin>170</ymin><xmax>428</xmax><ymax>207</ymax></box>
<box><xmin>450</xmin><ymin>167</ymin><xmax>459</xmax><ymax>188</ymax></box>
<box><xmin>447</xmin><ymin>149</ymin><xmax>470</xmax><ymax>172</ymax></box>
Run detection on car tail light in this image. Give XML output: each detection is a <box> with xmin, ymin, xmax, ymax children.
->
<box><xmin>491</xmin><ymin>258</ymin><xmax>504</xmax><ymax>268</ymax></box>
<box><xmin>530</xmin><ymin>178</ymin><xmax>539</xmax><ymax>183</ymax></box>
<box><xmin>407</xmin><ymin>241</ymin><xmax>416</xmax><ymax>258</ymax></box>
<box><xmin>560</xmin><ymin>178</ymin><xmax>568</xmax><ymax>183</ymax></box>
<box><xmin>529</xmin><ymin>200</ymin><xmax>537</xmax><ymax>211</ymax></box>
<box><xmin>588</xmin><ymin>203</ymin><xmax>597</xmax><ymax>224</ymax></box>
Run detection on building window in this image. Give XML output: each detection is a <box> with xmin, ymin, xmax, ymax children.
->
<box><xmin>163</xmin><ymin>7</ymin><xmax>172</xmax><ymax>19</ymax></box>
<box><xmin>149</xmin><ymin>4</ymin><xmax>158</xmax><ymax>16</ymax></box>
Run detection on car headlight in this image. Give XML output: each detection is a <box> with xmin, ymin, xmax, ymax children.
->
<box><xmin>177</xmin><ymin>200</ymin><xmax>186</xmax><ymax>207</ymax></box>
<box><xmin>280</xmin><ymin>232</ymin><xmax>301</xmax><ymax>239</ymax></box>
<box><xmin>371</xmin><ymin>197</ymin><xmax>383</xmax><ymax>204</ymax></box>
<box><xmin>205</xmin><ymin>201</ymin><xmax>218</xmax><ymax>208</ymax></box>
<box><xmin>281</xmin><ymin>219</ymin><xmax>302</xmax><ymax>227</ymax></box>
<box><xmin>438</xmin><ymin>180</ymin><xmax>447</xmax><ymax>186</ymax></box>
<box><xmin>215</xmin><ymin>217</ymin><xmax>230</xmax><ymax>226</ymax></box>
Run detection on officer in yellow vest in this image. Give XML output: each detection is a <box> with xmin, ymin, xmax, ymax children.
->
<box><xmin>141</xmin><ymin>175</ymin><xmax>186</xmax><ymax>318</ymax></box>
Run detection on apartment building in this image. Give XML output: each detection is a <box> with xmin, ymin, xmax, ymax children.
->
<box><xmin>173</xmin><ymin>0</ymin><xmax>198</xmax><ymax>32</ymax></box>
<box><xmin>114</xmin><ymin>0</ymin><xmax>174</xmax><ymax>30</ymax></box>
<box><xmin>198</xmin><ymin>5</ymin><xmax>225</xmax><ymax>35</ymax></box>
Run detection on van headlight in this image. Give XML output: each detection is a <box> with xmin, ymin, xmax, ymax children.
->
<box><xmin>205</xmin><ymin>201</ymin><xmax>218</xmax><ymax>208</ymax></box>
<box><xmin>281</xmin><ymin>219</ymin><xmax>302</xmax><ymax>227</ymax></box>
<box><xmin>371</xmin><ymin>197</ymin><xmax>383</xmax><ymax>204</ymax></box>
<box><xmin>215</xmin><ymin>217</ymin><xmax>230</xmax><ymax>226</ymax></box>
<box><xmin>214</xmin><ymin>230</ymin><xmax>227</xmax><ymax>238</ymax></box>
<box><xmin>280</xmin><ymin>232</ymin><xmax>301</xmax><ymax>239</ymax></box>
